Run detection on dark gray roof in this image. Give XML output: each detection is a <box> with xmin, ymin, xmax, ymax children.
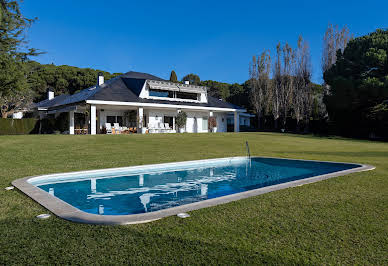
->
<box><xmin>35</xmin><ymin>94</ymin><xmax>70</xmax><ymax>109</ymax></box>
<box><xmin>36</xmin><ymin>71</ymin><xmax>244</xmax><ymax>110</ymax></box>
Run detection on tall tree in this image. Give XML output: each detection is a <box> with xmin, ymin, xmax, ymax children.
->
<box><xmin>182</xmin><ymin>73</ymin><xmax>200</xmax><ymax>85</ymax></box>
<box><xmin>0</xmin><ymin>54</ymin><xmax>31</xmax><ymax>117</ymax></box>
<box><xmin>169</xmin><ymin>70</ymin><xmax>178</xmax><ymax>82</ymax></box>
<box><xmin>322</xmin><ymin>24</ymin><xmax>351</xmax><ymax>94</ymax></box>
<box><xmin>272</xmin><ymin>43</ymin><xmax>282</xmax><ymax>129</ymax></box>
<box><xmin>0</xmin><ymin>0</ymin><xmax>38</xmax><ymax>117</ymax></box>
<box><xmin>249</xmin><ymin>50</ymin><xmax>271</xmax><ymax>129</ymax></box>
<box><xmin>279</xmin><ymin>42</ymin><xmax>295</xmax><ymax>129</ymax></box>
<box><xmin>324</xmin><ymin>28</ymin><xmax>388</xmax><ymax>137</ymax></box>
<box><xmin>293</xmin><ymin>36</ymin><xmax>312</xmax><ymax>132</ymax></box>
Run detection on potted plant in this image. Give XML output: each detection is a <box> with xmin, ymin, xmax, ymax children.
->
<box><xmin>208</xmin><ymin>116</ymin><xmax>217</xmax><ymax>132</ymax></box>
<box><xmin>176</xmin><ymin>111</ymin><xmax>187</xmax><ymax>133</ymax></box>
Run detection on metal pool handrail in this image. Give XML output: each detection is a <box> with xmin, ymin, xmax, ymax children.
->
<box><xmin>246</xmin><ymin>141</ymin><xmax>251</xmax><ymax>159</ymax></box>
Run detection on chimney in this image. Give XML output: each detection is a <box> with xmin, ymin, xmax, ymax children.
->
<box><xmin>48</xmin><ymin>89</ymin><xmax>54</xmax><ymax>100</ymax></box>
<box><xmin>184</xmin><ymin>80</ymin><xmax>190</xmax><ymax>85</ymax></box>
<box><xmin>98</xmin><ymin>72</ymin><xmax>104</xmax><ymax>86</ymax></box>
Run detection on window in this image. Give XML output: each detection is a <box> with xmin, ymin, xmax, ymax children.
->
<box><xmin>176</xmin><ymin>91</ymin><xmax>198</xmax><ymax>100</ymax></box>
<box><xmin>164</xmin><ymin>116</ymin><xmax>173</xmax><ymax>128</ymax></box>
<box><xmin>116</xmin><ymin>116</ymin><xmax>123</xmax><ymax>125</ymax></box>
<box><xmin>107</xmin><ymin>116</ymin><xmax>123</xmax><ymax>125</ymax></box>
<box><xmin>107</xmin><ymin>116</ymin><xmax>116</xmax><ymax>124</ymax></box>
<box><xmin>149</xmin><ymin>89</ymin><xmax>174</xmax><ymax>98</ymax></box>
<box><xmin>202</xmin><ymin>117</ymin><xmax>208</xmax><ymax>131</ymax></box>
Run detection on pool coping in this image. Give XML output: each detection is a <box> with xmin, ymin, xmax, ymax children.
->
<box><xmin>12</xmin><ymin>156</ymin><xmax>375</xmax><ymax>225</ymax></box>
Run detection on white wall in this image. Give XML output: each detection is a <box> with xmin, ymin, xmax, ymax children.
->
<box><xmin>147</xmin><ymin>109</ymin><xmax>176</xmax><ymax>128</ymax></box>
<box><xmin>215</xmin><ymin>113</ymin><xmax>228</xmax><ymax>132</ymax></box>
<box><xmin>12</xmin><ymin>112</ymin><xmax>23</xmax><ymax>119</ymax></box>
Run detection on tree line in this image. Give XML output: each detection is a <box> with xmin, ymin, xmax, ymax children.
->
<box><xmin>248</xmin><ymin>36</ymin><xmax>328</xmax><ymax>132</ymax></box>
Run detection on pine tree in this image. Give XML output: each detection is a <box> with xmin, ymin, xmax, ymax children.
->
<box><xmin>169</xmin><ymin>70</ymin><xmax>178</xmax><ymax>82</ymax></box>
<box><xmin>0</xmin><ymin>0</ymin><xmax>39</xmax><ymax>117</ymax></box>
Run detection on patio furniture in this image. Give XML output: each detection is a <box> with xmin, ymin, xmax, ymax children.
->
<box><xmin>113</xmin><ymin>123</ymin><xmax>122</xmax><ymax>134</ymax></box>
<box><xmin>164</xmin><ymin>123</ymin><xmax>174</xmax><ymax>133</ymax></box>
<box><xmin>148</xmin><ymin>123</ymin><xmax>155</xmax><ymax>134</ymax></box>
<box><xmin>159</xmin><ymin>122</ymin><xmax>165</xmax><ymax>133</ymax></box>
<box><xmin>105</xmin><ymin>123</ymin><xmax>112</xmax><ymax>134</ymax></box>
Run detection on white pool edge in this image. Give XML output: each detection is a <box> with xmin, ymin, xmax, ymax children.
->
<box><xmin>12</xmin><ymin>156</ymin><xmax>375</xmax><ymax>225</ymax></box>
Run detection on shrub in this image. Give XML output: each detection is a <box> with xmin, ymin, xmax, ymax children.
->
<box><xmin>176</xmin><ymin>111</ymin><xmax>187</xmax><ymax>129</ymax></box>
<box><xmin>0</xmin><ymin>118</ymin><xmax>38</xmax><ymax>135</ymax></box>
<box><xmin>208</xmin><ymin>117</ymin><xmax>217</xmax><ymax>128</ymax></box>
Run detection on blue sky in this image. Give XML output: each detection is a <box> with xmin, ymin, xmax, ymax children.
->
<box><xmin>21</xmin><ymin>0</ymin><xmax>387</xmax><ymax>84</ymax></box>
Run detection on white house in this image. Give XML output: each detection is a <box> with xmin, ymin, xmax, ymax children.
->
<box><xmin>35</xmin><ymin>71</ymin><xmax>246</xmax><ymax>134</ymax></box>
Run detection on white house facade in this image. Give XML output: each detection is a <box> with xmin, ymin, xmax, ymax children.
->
<box><xmin>35</xmin><ymin>71</ymin><xmax>246</xmax><ymax>134</ymax></box>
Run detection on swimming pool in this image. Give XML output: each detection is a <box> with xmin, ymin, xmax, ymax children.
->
<box><xmin>13</xmin><ymin>157</ymin><xmax>374</xmax><ymax>225</ymax></box>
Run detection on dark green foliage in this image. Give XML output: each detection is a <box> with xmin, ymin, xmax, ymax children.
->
<box><xmin>0</xmin><ymin>0</ymin><xmax>38</xmax><ymax>58</ymax></box>
<box><xmin>0</xmin><ymin>118</ymin><xmax>37</xmax><ymax>134</ymax></box>
<box><xmin>182</xmin><ymin>73</ymin><xmax>200</xmax><ymax>85</ymax></box>
<box><xmin>324</xmin><ymin>29</ymin><xmax>388</xmax><ymax>137</ymax></box>
<box><xmin>169</xmin><ymin>70</ymin><xmax>178</xmax><ymax>82</ymax></box>
<box><xmin>26</xmin><ymin>61</ymin><xmax>122</xmax><ymax>101</ymax></box>
<box><xmin>0</xmin><ymin>0</ymin><xmax>39</xmax><ymax>117</ymax></box>
<box><xmin>200</xmin><ymin>80</ymin><xmax>230</xmax><ymax>100</ymax></box>
<box><xmin>367</xmin><ymin>100</ymin><xmax>388</xmax><ymax>138</ymax></box>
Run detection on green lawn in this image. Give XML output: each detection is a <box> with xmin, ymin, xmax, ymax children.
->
<box><xmin>0</xmin><ymin>133</ymin><xmax>387</xmax><ymax>265</ymax></box>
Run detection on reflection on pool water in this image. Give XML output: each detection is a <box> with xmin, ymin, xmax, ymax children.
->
<box><xmin>32</xmin><ymin>157</ymin><xmax>359</xmax><ymax>215</ymax></box>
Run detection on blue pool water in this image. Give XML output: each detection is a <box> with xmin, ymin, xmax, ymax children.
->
<box><xmin>34</xmin><ymin>158</ymin><xmax>359</xmax><ymax>215</ymax></box>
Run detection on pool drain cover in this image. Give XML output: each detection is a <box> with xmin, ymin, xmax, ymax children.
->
<box><xmin>177</xmin><ymin>213</ymin><xmax>190</xmax><ymax>218</ymax></box>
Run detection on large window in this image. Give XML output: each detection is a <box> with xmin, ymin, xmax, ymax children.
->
<box><xmin>149</xmin><ymin>89</ymin><xmax>174</xmax><ymax>98</ymax></box>
<box><xmin>107</xmin><ymin>116</ymin><xmax>123</xmax><ymax>125</ymax></box>
<box><xmin>149</xmin><ymin>88</ymin><xmax>199</xmax><ymax>101</ymax></box>
<box><xmin>176</xmin><ymin>91</ymin><xmax>198</xmax><ymax>100</ymax></box>
<box><xmin>107</xmin><ymin>116</ymin><xmax>116</xmax><ymax>124</ymax></box>
<box><xmin>164</xmin><ymin>116</ymin><xmax>173</xmax><ymax>128</ymax></box>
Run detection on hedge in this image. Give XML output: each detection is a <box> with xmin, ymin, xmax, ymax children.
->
<box><xmin>0</xmin><ymin>118</ymin><xmax>38</xmax><ymax>135</ymax></box>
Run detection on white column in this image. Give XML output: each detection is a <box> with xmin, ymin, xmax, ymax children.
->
<box><xmin>234</xmin><ymin>111</ymin><xmax>240</xmax><ymax>132</ymax></box>
<box><xmin>90</xmin><ymin>105</ymin><xmax>96</xmax><ymax>135</ymax></box>
<box><xmin>138</xmin><ymin>107</ymin><xmax>144</xmax><ymax>134</ymax></box>
<box><xmin>173</xmin><ymin>116</ymin><xmax>176</xmax><ymax>130</ymax></box>
<box><xmin>69</xmin><ymin>111</ymin><xmax>75</xmax><ymax>135</ymax></box>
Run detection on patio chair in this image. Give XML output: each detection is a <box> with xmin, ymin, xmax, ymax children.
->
<box><xmin>164</xmin><ymin>123</ymin><xmax>171</xmax><ymax>133</ymax></box>
<box><xmin>105</xmin><ymin>123</ymin><xmax>112</xmax><ymax>134</ymax></box>
<box><xmin>159</xmin><ymin>122</ymin><xmax>165</xmax><ymax>133</ymax></box>
<box><xmin>113</xmin><ymin>123</ymin><xmax>122</xmax><ymax>134</ymax></box>
<box><xmin>148</xmin><ymin>123</ymin><xmax>155</xmax><ymax>134</ymax></box>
